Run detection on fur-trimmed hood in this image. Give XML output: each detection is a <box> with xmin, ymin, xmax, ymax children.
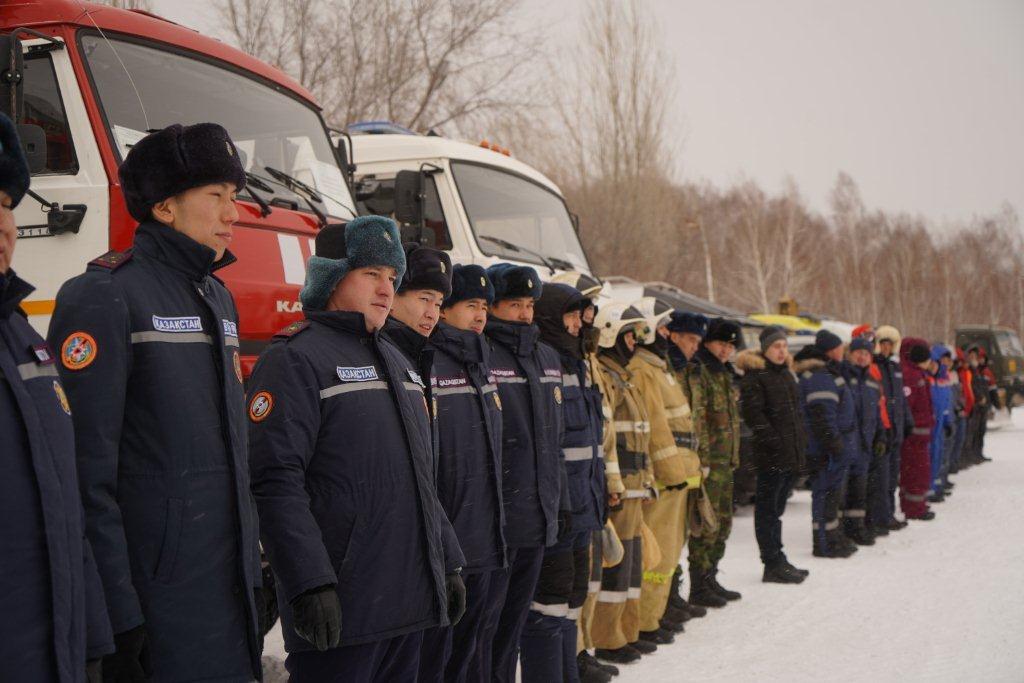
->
<box><xmin>734</xmin><ymin>348</ymin><xmax>794</xmax><ymax>373</ymax></box>
<box><xmin>793</xmin><ymin>345</ymin><xmax>829</xmax><ymax>374</ymax></box>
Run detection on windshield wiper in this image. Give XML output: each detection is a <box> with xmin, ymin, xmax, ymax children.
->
<box><xmin>241</xmin><ymin>173</ymin><xmax>273</xmax><ymax>218</ymax></box>
<box><xmin>478</xmin><ymin>235</ymin><xmax>574</xmax><ymax>274</ymax></box>
<box><xmin>249</xmin><ymin>167</ymin><xmax>327</xmax><ymax>228</ymax></box>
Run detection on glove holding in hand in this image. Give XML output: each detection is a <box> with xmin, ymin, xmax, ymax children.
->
<box><xmin>102</xmin><ymin>624</ymin><xmax>150</xmax><ymax>682</ymax></box>
<box><xmin>291</xmin><ymin>585</ymin><xmax>342</xmax><ymax>651</ymax></box>
<box><xmin>446</xmin><ymin>573</ymin><xmax>467</xmax><ymax>626</ymax></box>
<box><xmin>557</xmin><ymin>509</ymin><xmax>573</xmax><ymax>541</ymax></box>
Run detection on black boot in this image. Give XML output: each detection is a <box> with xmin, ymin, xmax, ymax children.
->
<box><xmin>660</xmin><ymin>616</ymin><xmax>685</xmax><ymax>634</ymax></box>
<box><xmin>595</xmin><ymin>645</ymin><xmax>641</xmax><ymax>664</ymax></box>
<box><xmin>688</xmin><ymin>567</ymin><xmax>727</xmax><ymax>608</ymax></box>
<box><xmin>830</xmin><ymin>529</ymin><xmax>858</xmax><ymax>557</ymax></box>
<box><xmin>708</xmin><ymin>567</ymin><xmax>742</xmax><ymax>601</ymax></box>
<box><xmin>886</xmin><ymin>517</ymin><xmax>908</xmax><ymax>531</ymax></box>
<box><xmin>638</xmin><ymin>628</ymin><xmax>674</xmax><ymax>645</ymax></box>
<box><xmin>780</xmin><ymin>553</ymin><xmax>809</xmax><ymax>577</ymax></box>
<box><xmin>629</xmin><ymin>639</ymin><xmax>657</xmax><ymax>655</ymax></box>
<box><xmin>843</xmin><ymin>517</ymin><xmax>876</xmax><ymax>546</ymax></box>
<box><xmin>762</xmin><ymin>561</ymin><xmax>805</xmax><ymax>584</ymax></box>
<box><xmin>580</xmin><ymin>651</ymin><xmax>619</xmax><ymax>677</ymax></box>
<box><xmin>662</xmin><ymin>604</ymin><xmax>688</xmax><ymax>624</ymax></box>
<box><xmin>577</xmin><ymin>652</ymin><xmax>614</xmax><ymax>683</ymax></box>
<box><xmin>667</xmin><ymin>565</ymin><xmax>686</xmax><ymax>611</ymax></box>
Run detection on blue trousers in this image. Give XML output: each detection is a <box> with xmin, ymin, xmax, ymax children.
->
<box><xmin>811</xmin><ymin>461</ymin><xmax>848</xmax><ymax>547</ymax></box>
<box><xmin>887</xmin><ymin>440</ymin><xmax>902</xmax><ymax>521</ymax></box>
<box><xmin>930</xmin><ymin>423</ymin><xmax>946</xmax><ymax>493</ymax></box>
<box><xmin>481</xmin><ymin>545</ymin><xmax>545</xmax><ymax>683</ymax></box>
<box><xmin>420</xmin><ymin>568</ymin><xmax>501</xmax><ymax>683</ymax></box>
<box><xmin>284</xmin><ymin>630</ymin><xmax>424</xmax><ymax>683</ymax></box>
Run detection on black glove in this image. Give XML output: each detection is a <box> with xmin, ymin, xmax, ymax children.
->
<box><xmin>664</xmin><ymin>481</ymin><xmax>689</xmax><ymax>492</ymax></box>
<box><xmin>446</xmin><ymin>573</ymin><xmax>467</xmax><ymax>626</ymax></box>
<box><xmin>943</xmin><ymin>423</ymin><xmax>954</xmax><ymax>439</ymax></box>
<box><xmin>86</xmin><ymin>659</ymin><xmax>102</xmax><ymax>683</ymax></box>
<box><xmin>102</xmin><ymin>624</ymin><xmax>150</xmax><ymax>682</ymax></box>
<box><xmin>557</xmin><ymin>509</ymin><xmax>573</xmax><ymax>541</ymax></box>
<box><xmin>256</xmin><ymin>564</ymin><xmax>280</xmax><ymax>637</ymax></box>
<box><xmin>291</xmin><ymin>585</ymin><xmax>342</xmax><ymax>651</ymax></box>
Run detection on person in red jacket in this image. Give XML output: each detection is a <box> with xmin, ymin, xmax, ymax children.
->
<box><xmin>899</xmin><ymin>338</ymin><xmax>936</xmax><ymax>520</ymax></box>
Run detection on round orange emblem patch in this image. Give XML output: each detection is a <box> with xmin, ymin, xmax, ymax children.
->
<box><xmin>249</xmin><ymin>391</ymin><xmax>274</xmax><ymax>422</ymax></box>
<box><xmin>61</xmin><ymin>332</ymin><xmax>97</xmax><ymax>371</ymax></box>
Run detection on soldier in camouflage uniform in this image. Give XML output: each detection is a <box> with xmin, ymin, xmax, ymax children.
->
<box><xmin>628</xmin><ymin>299</ymin><xmax>704</xmax><ymax>645</ymax></box>
<box><xmin>683</xmin><ymin>318</ymin><xmax>743</xmax><ymax>608</ymax></box>
<box><xmin>590</xmin><ymin>303</ymin><xmax>657</xmax><ymax>665</ymax></box>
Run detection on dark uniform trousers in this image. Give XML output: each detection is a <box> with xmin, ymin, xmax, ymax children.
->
<box><xmin>285</xmin><ymin>631</ymin><xmax>424</xmax><ymax>682</ymax></box>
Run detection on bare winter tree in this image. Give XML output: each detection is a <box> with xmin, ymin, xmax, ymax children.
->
<box><xmin>216</xmin><ymin>0</ymin><xmax>542</xmax><ymax>132</ymax></box>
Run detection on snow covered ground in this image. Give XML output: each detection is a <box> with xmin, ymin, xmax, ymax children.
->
<box><xmin>263</xmin><ymin>413</ymin><xmax>1024</xmax><ymax>681</ymax></box>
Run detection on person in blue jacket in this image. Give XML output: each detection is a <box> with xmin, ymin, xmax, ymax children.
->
<box><xmin>417</xmin><ymin>264</ymin><xmax>507</xmax><ymax>683</ymax></box>
<box><xmin>520</xmin><ymin>282</ymin><xmax>604</xmax><ymax>683</ymax></box>
<box><xmin>48</xmin><ymin>123</ymin><xmax>263</xmax><ymax>681</ymax></box>
<box><xmin>0</xmin><ymin>113</ymin><xmax>114</xmax><ymax>683</ymax></box>
<box><xmin>247</xmin><ymin>217</ymin><xmax>465</xmax><ymax>683</ymax></box>
<box><xmin>840</xmin><ymin>337</ymin><xmax>884</xmax><ymax>546</ymax></box>
<box><xmin>928</xmin><ymin>345</ymin><xmax>955</xmax><ymax>503</ymax></box>
<box><xmin>481</xmin><ymin>263</ymin><xmax>569</xmax><ymax>683</ymax></box>
<box><xmin>874</xmin><ymin>325</ymin><xmax>913</xmax><ymax>531</ymax></box>
<box><xmin>793</xmin><ymin>330</ymin><xmax>859</xmax><ymax>559</ymax></box>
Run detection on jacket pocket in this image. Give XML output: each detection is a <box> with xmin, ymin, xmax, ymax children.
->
<box><xmin>154</xmin><ymin>498</ymin><xmax>185</xmax><ymax>583</ymax></box>
<box><xmin>335</xmin><ymin>515</ymin><xmax>363</xmax><ymax>588</ymax></box>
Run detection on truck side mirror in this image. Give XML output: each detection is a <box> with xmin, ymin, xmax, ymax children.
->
<box><xmin>393</xmin><ymin>170</ymin><xmax>423</xmax><ymax>227</ymax></box>
<box><xmin>0</xmin><ymin>34</ymin><xmax>24</xmax><ymax>121</ymax></box>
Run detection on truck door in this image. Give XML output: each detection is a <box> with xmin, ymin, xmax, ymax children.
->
<box><xmin>14</xmin><ymin>37</ymin><xmax>110</xmax><ymax>336</ymax></box>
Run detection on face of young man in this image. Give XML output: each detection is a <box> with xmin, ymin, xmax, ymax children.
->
<box><xmin>765</xmin><ymin>338</ymin><xmax>789</xmax><ymax>365</ymax></box>
<box><xmin>582</xmin><ymin>304</ymin><xmax>596</xmax><ymax>325</ymax></box>
<box><xmin>563</xmin><ymin>308</ymin><xmax>583</xmax><ymax>337</ymax></box>
<box><xmin>327</xmin><ymin>265</ymin><xmax>397</xmax><ymax>333</ymax></box>
<box><xmin>151</xmin><ymin>182</ymin><xmax>239</xmax><ymax>260</ymax></box>
<box><xmin>706</xmin><ymin>340</ymin><xmax>735</xmax><ymax>363</ymax></box>
<box><xmin>851</xmin><ymin>348</ymin><xmax>872</xmax><ymax>367</ymax></box>
<box><xmin>670</xmin><ymin>331</ymin><xmax>702</xmax><ymax>360</ymax></box>
<box><xmin>879</xmin><ymin>340</ymin><xmax>894</xmax><ymax>358</ymax></box>
<box><xmin>490</xmin><ymin>296</ymin><xmax>535</xmax><ymax>324</ymax></box>
<box><xmin>391</xmin><ymin>288</ymin><xmax>444</xmax><ymax>337</ymax></box>
<box><xmin>0</xmin><ymin>190</ymin><xmax>15</xmax><ymax>274</ymax></box>
<box><xmin>441</xmin><ymin>298</ymin><xmax>488</xmax><ymax>334</ymax></box>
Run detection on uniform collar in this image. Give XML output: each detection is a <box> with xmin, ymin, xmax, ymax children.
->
<box><xmin>598</xmin><ymin>352</ymin><xmax>631</xmax><ymax>380</ymax></box>
<box><xmin>306</xmin><ymin>309</ymin><xmax>375</xmax><ymax>338</ymax></box>
<box><xmin>485</xmin><ymin>318</ymin><xmax>540</xmax><ymax>357</ymax></box>
<box><xmin>385</xmin><ymin>317</ymin><xmax>429</xmax><ymax>360</ymax></box>
<box><xmin>133</xmin><ymin>220</ymin><xmax>236</xmax><ymax>280</ymax></box>
<box><xmin>0</xmin><ymin>269</ymin><xmax>34</xmax><ymax>317</ymax></box>
<box><xmin>694</xmin><ymin>345</ymin><xmax>727</xmax><ymax>373</ymax></box>
<box><xmin>635</xmin><ymin>346</ymin><xmax>667</xmax><ymax>369</ymax></box>
<box><xmin>431</xmin><ymin>321</ymin><xmax>486</xmax><ymax>365</ymax></box>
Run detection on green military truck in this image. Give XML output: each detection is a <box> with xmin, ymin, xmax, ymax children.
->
<box><xmin>955</xmin><ymin>325</ymin><xmax>1024</xmax><ymax>414</ymax></box>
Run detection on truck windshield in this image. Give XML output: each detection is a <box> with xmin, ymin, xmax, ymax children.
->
<box><xmin>995</xmin><ymin>331</ymin><xmax>1024</xmax><ymax>357</ymax></box>
<box><xmin>451</xmin><ymin>162</ymin><xmax>590</xmax><ymax>272</ymax></box>
<box><xmin>80</xmin><ymin>34</ymin><xmax>355</xmax><ymax>219</ymax></box>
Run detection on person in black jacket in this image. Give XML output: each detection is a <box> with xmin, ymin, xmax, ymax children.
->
<box><xmin>248</xmin><ymin>217</ymin><xmax>465</xmax><ymax>683</ymax></box>
<box><xmin>736</xmin><ymin>326</ymin><xmax>809</xmax><ymax>584</ymax></box>
<box><xmin>48</xmin><ymin>124</ymin><xmax>263</xmax><ymax>681</ymax></box>
<box><xmin>481</xmin><ymin>263</ymin><xmax>569</xmax><ymax>683</ymax></box>
<box><xmin>0</xmin><ymin>113</ymin><xmax>114</xmax><ymax>682</ymax></box>
<box><xmin>521</xmin><ymin>282</ymin><xmax>606</xmax><ymax>683</ymax></box>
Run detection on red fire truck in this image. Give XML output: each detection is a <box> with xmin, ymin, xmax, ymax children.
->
<box><xmin>1</xmin><ymin>0</ymin><xmax>356</xmax><ymax>375</ymax></box>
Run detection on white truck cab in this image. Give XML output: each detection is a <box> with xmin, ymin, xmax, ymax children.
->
<box><xmin>346</xmin><ymin>126</ymin><xmax>594</xmax><ymax>278</ymax></box>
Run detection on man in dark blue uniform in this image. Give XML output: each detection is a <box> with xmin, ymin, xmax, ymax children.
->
<box><xmin>418</xmin><ymin>264</ymin><xmax>508</xmax><ymax>683</ymax></box>
<box><xmin>480</xmin><ymin>263</ymin><xmax>569</xmax><ymax>683</ymax></box>
<box><xmin>841</xmin><ymin>337</ymin><xmax>884</xmax><ymax>546</ymax></box>
<box><xmin>0</xmin><ymin>113</ymin><xmax>114</xmax><ymax>683</ymax></box>
<box><xmin>521</xmin><ymin>282</ymin><xmax>605</xmax><ymax>683</ymax></box>
<box><xmin>247</xmin><ymin>217</ymin><xmax>465</xmax><ymax>683</ymax></box>
<box><xmin>48</xmin><ymin>123</ymin><xmax>263</xmax><ymax>681</ymax></box>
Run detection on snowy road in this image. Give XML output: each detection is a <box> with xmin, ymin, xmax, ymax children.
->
<box><xmin>616</xmin><ymin>413</ymin><xmax>1024</xmax><ymax>683</ymax></box>
<box><xmin>262</xmin><ymin>414</ymin><xmax>1024</xmax><ymax>682</ymax></box>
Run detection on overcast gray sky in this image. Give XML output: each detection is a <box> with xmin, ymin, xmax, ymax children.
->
<box><xmin>155</xmin><ymin>0</ymin><xmax>1023</xmax><ymax>223</ymax></box>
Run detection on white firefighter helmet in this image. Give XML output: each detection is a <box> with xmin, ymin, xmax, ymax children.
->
<box><xmin>632</xmin><ymin>296</ymin><xmax>675</xmax><ymax>345</ymax></box>
<box><xmin>595</xmin><ymin>301</ymin><xmax>646</xmax><ymax>349</ymax></box>
<box><xmin>551</xmin><ymin>271</ymin><xmax>603</xmax><ymax>298</ymax></box>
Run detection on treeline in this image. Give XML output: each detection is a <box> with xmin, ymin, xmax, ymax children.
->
<box><xmin>111</xmin><ymin>0</ymin><xmax>1022</xmax><ymax>343</ymax></box>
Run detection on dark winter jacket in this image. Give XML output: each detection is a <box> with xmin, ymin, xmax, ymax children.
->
<box><xmin>899</xmin><ymin>338</ymin><xmax>936</xmax><ymax>438</ymax></box>
<box><xmin>793</xmin><ymin>346</ymin><xmax>857</xmax><ymax>471</ymax></box>
<box><xmin>536</xmin><ymin>283</ymin><xmax>603</xmax><ymax>533</ymax></box>
<box><xmin>485</xmin><ymin>318</ymin><xmax>568</xmax><ymax>548</ymax></box>
<box><xmin>428</xmin><ymin>321</ymin><xmax>507</xmax><ymax>573</ymax></box>
<box><xmin>735</xmin><ymin>349</ymin><xmax>807</xmax><ymax>473</ymax></box>
<box><xmin>842</xmin><ymin>362</ymin><xmax>884</xmax><ymax>462</ymax></box>
<box><xmin>48</xmin><ymin>222</ymin><xmax>262</xmax><ymax>680</ymax></box>
<box><xmin>1</xmin><ymin>271</ymin><xmax>113</xmax><ymax>681</ymax></box>
<box><xmin>247</xmin><ymin>310</ymin><xmax>463</xmax><ymax>652</ymax></box>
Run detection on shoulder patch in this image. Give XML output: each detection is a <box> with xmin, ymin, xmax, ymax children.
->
<box><xmin>273</xmin><ymin>320</ymin><xmax>311</xmax><ymax>339</ymax></box>
<box><xmin>88</xmin><ymin>250</ymin><xmax>132</xmax><ymax>271</ymax></box>
<box><xmin>249</xmin><ymin>391</ymin><xmax>274</xmax><ymax>422</ymax></box>
<box><xmin>61</xmin><ymin>331</ymin><xmax>98</xmax><ymax>371</ymax></box>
